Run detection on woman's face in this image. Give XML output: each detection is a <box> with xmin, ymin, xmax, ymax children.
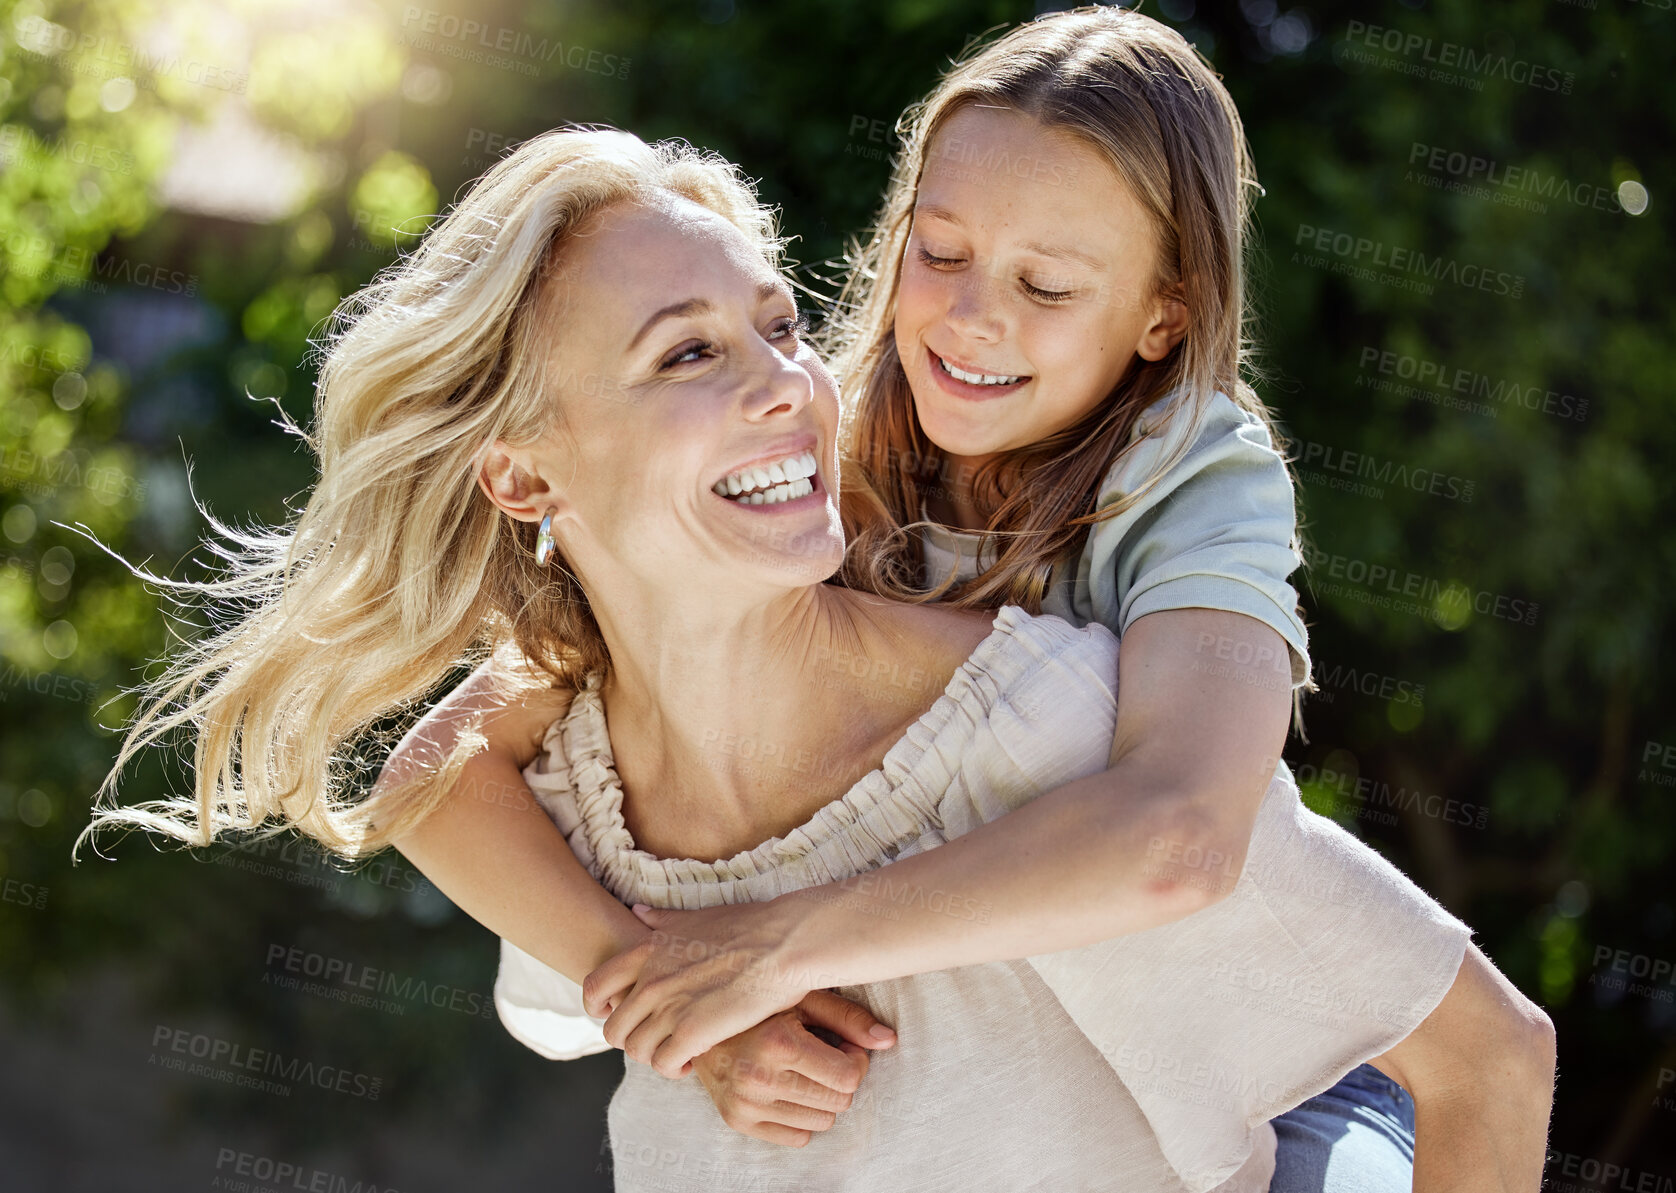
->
<box><xmin>893</xmin><ymin>105</ymin><xmax>1186</xmax><ymax>463</ymax></box>
<box><xmin>494</xmin><ymin>193</ymin><xmax>845</xmax><ymax>602</ymax></box>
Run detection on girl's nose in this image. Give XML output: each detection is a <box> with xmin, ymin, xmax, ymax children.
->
<box><xmin>944</xmin><ymin>268</ymin><xmax>1006</xmax><ymax>343</ymax></box>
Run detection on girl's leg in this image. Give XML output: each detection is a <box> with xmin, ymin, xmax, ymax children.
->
<box><xmin>1267</xmin><ymin>1064</ymin><xmax>1416</xmax><ymax>1193</ymax></box>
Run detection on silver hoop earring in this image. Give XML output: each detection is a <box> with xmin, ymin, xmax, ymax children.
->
<box><xmin>534</xmin><ymin>509</ymin><xmax>556</xmax><ymax>566</ymax></box>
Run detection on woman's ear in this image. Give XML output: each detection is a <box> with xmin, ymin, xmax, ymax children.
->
<box><xmin>477</xmin><ymin>438</ymin><xmax>576</xmax><ymax>524</ymax></box>
<box><xmin>1136</xmin><ymin>284</ymin><xmax>1190</xmax><ymax>362</ymax></box>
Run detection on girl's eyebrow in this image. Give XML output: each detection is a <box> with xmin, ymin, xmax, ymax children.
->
<box><xmin>1021</xmin><ymin>241</ymin><xmax>1106</xmax><ymax>271</ymax></box>
<box><xmin>916</xmin><ymin>203</ymin><xmax>1105</xmax><ymax>272</ymax></box>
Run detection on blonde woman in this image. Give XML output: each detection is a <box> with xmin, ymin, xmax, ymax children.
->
<box><xmin>81</xmin><ymin>126</ymin><xmax>1551</xmax><ymax>1192</ymax></box>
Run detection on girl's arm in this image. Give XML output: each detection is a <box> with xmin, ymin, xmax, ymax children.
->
<box><xmin>769</xmin><ymin>604</ymin><xmax>1297</xmax><ymax>981</ymax></box>
<box><xmin>374</xmin><ymin>649</ymin><xmax>895</xmax><ymax>1148</ymax></box>
<box><xmin>373</xmin><ymin>649</ymin><xmax>647</xmax><ymax>983</ymax></box>
<box><xmin>1369</xmin><ymin>943</ymin><xmax>1557</xmax><ymax>1193</ymax></box>
<box><xmin>586</xmin><ymin>605</ymin><xmax>1292</xmax><ymax>1030</ymax></box>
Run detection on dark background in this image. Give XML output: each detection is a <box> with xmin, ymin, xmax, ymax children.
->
<box><xmin>1</xmin><ymin>0</ymin><xmax>1671</xmax><ymax>1189</ymax></box>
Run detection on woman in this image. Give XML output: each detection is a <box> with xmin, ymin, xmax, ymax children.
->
<box><xmin>82</xmin><ymin>127</ymin><xmax>1551</xmax><ymax>1191</ymax></box>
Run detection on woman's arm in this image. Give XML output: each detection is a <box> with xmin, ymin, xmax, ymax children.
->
<box><xmin>585</xmin><ymin>606</ymin><xmax>1293</xmax><ymax>1032</ymax></box>
<box><xmin>1369</xmin><ymin>942</ymin><xmax>1557</xmax><ymax>1193</ymax></box>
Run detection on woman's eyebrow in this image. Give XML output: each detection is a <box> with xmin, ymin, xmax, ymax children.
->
<box><xmin>629</xmin><ymin>297</ymin><xmax>712</xmax><ymax>351</ymax></box>
<box><xmin>627</xmin><ymin>282</ymin><xmax>792</xmax><ymax>352</ymax></box>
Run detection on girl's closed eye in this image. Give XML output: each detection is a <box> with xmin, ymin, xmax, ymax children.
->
<box><xmin>915</xmin><ymin>245</ymin><xmax>964</xmax><ymax>268</ymax></box>
<box><xmin>1021</xmin><ymin>278</ymin><xmax>1074</xmax><ymax>303</ymax></box>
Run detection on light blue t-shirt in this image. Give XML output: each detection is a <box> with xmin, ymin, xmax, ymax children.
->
<box><xmin>921</xmin><ymin>389</ymin><xmax>1313</xmax><ymax>691</ymax></box>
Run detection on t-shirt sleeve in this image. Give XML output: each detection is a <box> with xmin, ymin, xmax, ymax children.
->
<box><xmin>494</xmin><ymin>938</ymin><xmax>613</xmax><ymax>1060</ymax></box>
<box><xmin>1051</xmin><ymin>393</ymin><xmax>1313</xmax><ymax>689</ymax></box>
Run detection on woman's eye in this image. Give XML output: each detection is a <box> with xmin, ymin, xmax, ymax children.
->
<box><xmin>769</xmin><ymin>311</ymin><xmax>813</xmax><ymax>346</ymax></box>
<box><xmin>660</xmin><ymin>340</ymin><xmax>715</xmax><ymax>370</ymax></box>
<box><xmin>915</xmin><ymin>245</ymin><xmax>963</xmax><ymax>268</ymax></box>
<box><xmin>1022</xmin><ymin>279</ymin><xmax>1074</xmax><ymax>303</ymax></box>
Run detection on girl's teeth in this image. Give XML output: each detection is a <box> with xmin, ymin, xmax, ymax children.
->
<box><xmin>939</xmin><ymin>356</ymin><xmax>1023</xmax><ymax>386</ymax></box>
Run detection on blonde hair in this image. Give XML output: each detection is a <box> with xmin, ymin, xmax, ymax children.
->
<box><xmin>75</xmin><ymin>127</ymin><xmax>785</xmax><ymax>861</ymax></box>
<box><xmin>829</xmin><ymin>6</ymin><xmax>1307</xmax><ymax>629</ymax></box>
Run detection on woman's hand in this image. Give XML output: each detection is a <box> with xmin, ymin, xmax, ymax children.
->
<box><xmin>583</xmin><ymin>901</ymin><xmax>895</xmax><ymax>1078</ymax></box>
<box><xmin>693</xmin><ymin>990</ymin><xmax>889</xmax><ymax>1147</ymax></box>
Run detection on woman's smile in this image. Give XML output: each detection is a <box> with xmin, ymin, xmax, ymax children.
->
<box><xmin>711</xmin><ymin>447</ymin><xmax>821</xmax><ymax>506</ymax></box>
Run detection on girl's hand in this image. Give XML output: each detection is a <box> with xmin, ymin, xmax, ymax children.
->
<box><xmin>584</xmin><ymin>901</ymin><xmax>894</xmax><ymax>1078</ymax></box>
<box><xmin>693</xmin><ymin>990</ymin><xmax>890</xmax><ymax>1147</ymax></box>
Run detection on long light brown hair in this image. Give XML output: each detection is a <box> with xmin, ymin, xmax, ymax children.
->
<box><xmin>75</xmin><ymin>127</ymin><xmax>786</xmax><ymax>860</ymax></box>
<box><xmin>827</xmin><ymin>6</ymin><xmax>1304</xmax><ymax>621</ymax></box>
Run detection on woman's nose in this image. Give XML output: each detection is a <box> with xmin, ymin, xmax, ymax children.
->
<box><xmin>740</xmin><ymin>343</ymin><xmax>813</xmax><ymax>420</ymax></box>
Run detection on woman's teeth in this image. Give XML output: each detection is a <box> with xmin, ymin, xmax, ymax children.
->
<box><xmin>712</xmin><ymin>450</ymin><xmax>818</xmax><ymax>504</ymax></box>
<box><xmin>938</xmin><ymin>356</ymin><xmax>1024</xmax><ymax>386</ymax></box>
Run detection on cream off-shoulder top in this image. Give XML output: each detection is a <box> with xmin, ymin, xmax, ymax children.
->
<box><xmin>494</xmin><ymin>606</ymin><xmax>1471</xmax><ymax>1193</ymax></box>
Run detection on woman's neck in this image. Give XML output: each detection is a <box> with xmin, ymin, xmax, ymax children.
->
<box><xmin>589</xmin><ymin>583</ymin><xmax>989</xmax><ymax>861</ymax></box>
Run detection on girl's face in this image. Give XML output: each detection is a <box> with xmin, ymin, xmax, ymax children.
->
<box><xmin>894</xmin><ymin>105</ymin><xmax>1187</xmax><ymax>464</ymax></box>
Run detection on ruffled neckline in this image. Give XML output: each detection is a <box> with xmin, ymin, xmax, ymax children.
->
<box><xmin>538</xmin><ymin>604</ymin><xmax>1050</xmax><ymax>906</ymax></box>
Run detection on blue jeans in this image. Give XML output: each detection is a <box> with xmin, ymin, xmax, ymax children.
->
<box><xmin>1267</xmin><ymin>1064</ymin><xmax>1416</xmax><ymax>1193</ymax></box>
